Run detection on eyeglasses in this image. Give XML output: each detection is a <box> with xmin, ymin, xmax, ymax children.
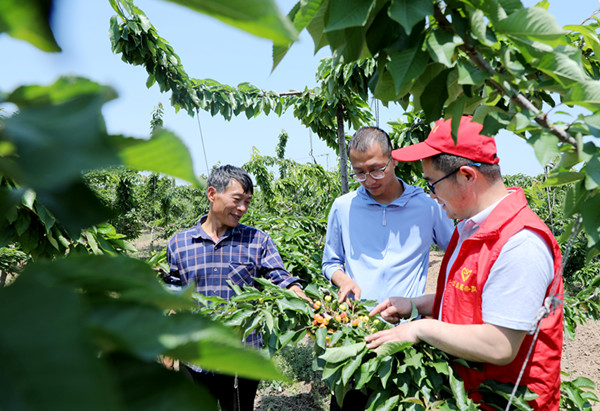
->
<box><xmin>427</xmin><ymin>163</ymin><xmax>481</xmax><ymax>194</ymax></box>
<box><xmin>350</xmin><ymin>157</ymin><xmax>393</xmax><ymax>182</ymax></box>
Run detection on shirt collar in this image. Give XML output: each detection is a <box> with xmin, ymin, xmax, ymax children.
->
<box><xmin>193</xmin><ymin>214</ymin><xmax>237</xmax><ymax>242</ymax></box>
<box><xmin>358</xmin><ymin>178</ymin><xmax>418</xmax><ymax>207</ymax></box>
<box><xmin>458</xmin><ymin>191</ymin><xmax>512</xmax><ymax>234</ymax></box>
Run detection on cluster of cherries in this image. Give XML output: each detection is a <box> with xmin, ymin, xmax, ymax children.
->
<box><xmin>308</xmin><ymin>294</ymin><xmax>381</xmax><ymax>345</ymax></box>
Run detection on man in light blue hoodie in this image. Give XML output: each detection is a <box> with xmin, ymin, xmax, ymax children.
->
<box><xmin>323</xmin><ymin>126</ymin><xmax>454</xmax><ymax>305</ymax></box>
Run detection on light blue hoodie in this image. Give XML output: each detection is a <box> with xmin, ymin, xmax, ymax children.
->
<box><xmin>322</xmin><ymin>179</ymin><xmax>454</xmax><ymax>303</ymax></box>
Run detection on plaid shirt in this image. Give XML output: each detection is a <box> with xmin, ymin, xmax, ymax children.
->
<box><xmin>166</xmin><ymin>215</ymin><xmax>300</xmax><ymax>350</ymax></box>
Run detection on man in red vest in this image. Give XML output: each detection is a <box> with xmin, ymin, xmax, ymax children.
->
<box><xmin>365</xmin><ymin>116</ymin><xmax>563</xmax><ymax>409</ymax></box>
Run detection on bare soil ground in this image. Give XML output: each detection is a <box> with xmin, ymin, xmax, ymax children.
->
<box><xmin>131</xmin><ymin>229</ymin><xmax>168</xmax><ymax>259</ymax></box>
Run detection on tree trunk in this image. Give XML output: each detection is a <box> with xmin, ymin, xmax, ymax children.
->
<box><xmin>336</xmin><ymin>104</ymin><xmax>349</xmax><ymax>194</ymax></box>
<box><xmin>149</xmin><ymin>226</ymin><xmax>155</xmax><ymax>254</ymax></box>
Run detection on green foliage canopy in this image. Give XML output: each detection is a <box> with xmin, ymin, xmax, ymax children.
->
<box><xmin>285</xmin><ymin>0</ymin><xmax>600</xmax><ymax>259</ymax></box>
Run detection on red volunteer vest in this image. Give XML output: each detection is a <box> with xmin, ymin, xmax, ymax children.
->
<box><xmin>432</xmin><ymin>188</ymin><xmax>563</xmax><ymax>410</ymax></box>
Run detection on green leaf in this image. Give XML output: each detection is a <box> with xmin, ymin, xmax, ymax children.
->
<box><xmin>535</xmin><ymin>46</ymin><xmax>588</xmax><ymax>88</ymax></box>
<box><xmin>472</xmin><ymin>105</ymin><xmax>504</xmax><ymax>126</ymax></box>
<box><xmin>448</xmin><ymin>367</ymin><xmax>470</xmax><ymax>408</ymax></box>
<box><xmin>425</xmin><ymin>30</ymin><xmax>462</xmax><ymax>67</ymax></box>
<box><xmin>21</xmin><ymin>189</ymin><xmax>36</xmax><ymax>210</ymax></box>
<box><xmin>528</xmin><ymin>131</ymin><xmax>560</xmax><ymax>167</ymax></box>
<box><xmin>457</xmin><ymin>60</ymin><xmax>489</xmax><ymax>85</ymax></box>
<box><xmin>420</xmin><ymin>69</ymin><xmax>450</xmax><ymax>122</ymax></box>
<box><xmin>333</xmin><ymin>376</ymin><xmax>351</xmax><ymax>407</ymax></box>
<box><xmin>272</xmin><ymin>0</ymin><xmax>321</xmax><ymax>70</ymax></box>
<box><xmin>316</xmin><ymin>326</ymin><xmax>328</xmax><ymax>349</ymax></box>
<box><xmin>495</xmin><ymin>7</ymin><xmax>565</xmax><ymax>47</ymax></box>
<box><xmin>573</xmin><ymin>24</ymin><xmax>600</xmax><ymax>60</ymax></box>
<box><xmin>583</xmin><ymin>114</ymin><xmax>600</xmax><ymax>138</ymax></box>
<box><xmin>570</xmin><ymin>376</ymin><xmax>597</xmax><ymax>390</ymax></box>
<box><xmin>543</xmin><ymin>172</ymin><xmax>585</xmax><ymax>188</ymax></box>
<box><xmin>0</xmin><ymin>0</ymin><xmax>61</xmax><ymax>52</ymax></box>
<box><xmin>165</xmin><ymin>0</ymin><xmax>297</xmax><ymax>45</ymax></box>
<box><xmin>28</xmin><ymin>254</ymin><xmax>198</xmax><ymax>311</ymax></box>
<box><xmin>355</xmin><ymin>357</ymin><xmax>380</xmax><ymax>390</ymax></box>
<box><xmin>377</xmin><ymin>341</ymin><xmax>413</xmax><ymax>358</ymax></box>
<box><xmin>277</xmin><ymin>329</ymin><xmax>298</xmax><ymax>347</ymax></box>
<box><xmin>20</xmin><ymin>254</ymin><xmax>282</xmax><ymax>382</ymax></box>
<box><xmin>327</xmin><ymin>26</ymin><xmax>368</xmax><ymax>63</ymax></box>
<box><xmin>446</xmin><ymin>97</ymin><xmax>467</xmax><ymax>138</ymax></box>
<box><xmin>0</xmin><ymin>276</ymin><xmax>121</xmax><ymax>410</ymax></box>
<box><xmin>581</xmin><ymin>192</ymin><xmax>600</xmax><ymax>260</ymax></box>
<box><xmin>0</xmin><ymin>187</ymin><xmax>26</xmax><ymax>225</ymax></box>
<box><xmin>262</xmin><ymin>308</ymin><xmax>274</xmax><ymax>333</ymax></box>
<box><xmin>341</xmin><ymin>348</ymin><xmax>366</xmax><ymax>385</ymax></box>
<box><xmin>371</xmin><ymin>69</ymin><xmax>400</xmax><ymax>102</ymax></box>
<box><xmin>584</xmin><ymin>153</ymin><xmax>600</xmax><ymax>190</ymax></box>
<box><xmin>14</xmin><ymin>212</ymin><xmax>31</xmax><ymax>236</ymax></box>
<box><xmin>562</xmin><ymin>181</ymin><xmax>587</xmax><ymax>217</ymax></box>
<box><xmin>84</xmin><ymin>229</ymin><xmax>102</xmax><ymax>255</ymax></box>
<box><xmin>431</xmin><ymin>361</ymin><xmax>450</xmax><ymax>376</ymax></box>
<box><xmin>108</xmin><ymin>354</ymin><xmax>218</xmax><ymax>411</ymax></box>
<box><xmin>276</xmin><ymin>296</ymin><xmax>311</xmax><ymax>313</ymax></box>
<box><xmin>469</xmin><ymin>8</ymin><xmax>497</xmax><ymax>46</ymax></box>
<box><xmin>377</xmin><ymin>356</ymin><xmax>393</xmax><ymax>388</ymax></box>
<box><xmin>98</xmin><ymin>304</ymin><xmax>282</xmax><ymax>381</ymax></box>
<box><xmin>224</xmin><ymin>310</ymin><xmax>256</xmax><ymax>326</ymax></box>
<box><xmin>306</xmin><ymin>0</ymin><xmax>330</xmax><ymax>53</ymax></box>
<box><xmin>369</xmin><ymin>391</ymin><xmax>399</xmax><ymax>411</ymax></box>
<box><xmin>110</xmin><ymin>238</ymin><xmax>137</xmax><ymax>253</ymax></box>
<box><xmin>387</xmin><ymin>46</ymin><xmax>429</xmax><ymax>95</ymax></box>
<box><xmin>322</xmin><ymin>360</ymin><xmax>345</xmax><ymax>380</ymax></box>
<box><xmin>35</xmin><ymin>179</ymin><xmax>116</xmax><ymax>235</ymax></box>
<box><xmin>4</xmin><ymin>92</ymin><xmax>121</xmax><ymax>191</ymax></box>
<box><xmin>564</xmin><ymin>80</ymin><xmax>600</xmax><ymax>112</ymax></box>
<box><xmin>409</xmin><ymin>301</ymin><xmax>419</xmax><ymax>320</ymax></box>
<box><xmin>482</xmin><ymin>112</ymin><xmax>510</xmax><ymax>138</ymax></box>
<box><xmin>325</xmin><ymin>0</ymin><xmax>374</xmax><ymax>32</ymax></box>
<box><xmin>7</xmin><ymin>76</ymin><xmax>118</xmax><ymax>109</ymax></box>
<box><xmin>388</xmin><ymin>0</ymin><xmax>432</xmax><ymax>36</ymax></box>
<box><xmin>34</xmin><ymin>203</ymin><xmax>56</xmax><ymax>230</ymax></box>
<box><xmin>462</xmin><ymin>0</ymin><xmax>504</xmax><ymax>25</ymax></box>
<box><xmin>116</xmin><ymin>129</ymin><xmax>200</xmax><ymax>186</ymax></box>
<box><xmin>230</xmin><ymin>291</ymin><xmax>264</xmax><ymax>302</ymax></box>
<box><xmin>319</xmin><ymin>342</ymin><xmax>366</xmax><ymax>363</ymax></box>
<box><xmin>403</xmin><ymin>347</ymin><xmax>424</xmax><ymax>368</ymax></box>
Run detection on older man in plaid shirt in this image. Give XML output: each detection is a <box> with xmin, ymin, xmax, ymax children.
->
<box><xmin>165</xmin><ymin>165</ymin><xmax>306</xmax><ymax>411</ymax></box>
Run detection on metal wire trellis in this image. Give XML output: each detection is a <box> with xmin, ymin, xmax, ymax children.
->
<box><xmin>195</xmin><ymin>108</ymin><xmax>211</xmax><ymax>176</ymax></box>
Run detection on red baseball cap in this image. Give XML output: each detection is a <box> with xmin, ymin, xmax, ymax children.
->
<box><xmin>391</xmin><ymin>116</ymin><xmax>499</xmax><ymax>164</ymax></box>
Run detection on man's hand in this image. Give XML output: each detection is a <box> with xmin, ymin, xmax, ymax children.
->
<box><xmin>331</xmin><ymin>270</ymin><xmax>361</xmax><ymax>303</ymax></box>
<box><xmin>161</xmin><ymin>355</ymin><xmax>179</xmax><ymax>370</ymax></box>
<box><xmin>365</xmin><ymin>321</ymin><xmax>421</xmax><ymax>352</ymax></box>
<box><xmin>369</xmin><ymin>297</ymin><xmax>413</xmax><ymax>324</ymax></box>
<box><xmin>289</xmin><ymin>284</ymin><xmax>312</xmax><ymax>303</ymax></box>
<box><xmin>370</xmin><ymin>295</ymin><xmax>436</xmax><ymax>323</ymax></box>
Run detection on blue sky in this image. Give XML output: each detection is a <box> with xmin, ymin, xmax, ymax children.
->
<box><xmin>2</xmin><ymin>0</ymin><xmax>597</xmax><ymax>178</ymax></box>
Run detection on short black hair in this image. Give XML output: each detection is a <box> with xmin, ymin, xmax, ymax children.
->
<box><xmin>207</xmin><ymin>165</ymin><xmax>253</xmax><ymax>195</ymax></box>
<box><xmin>348</xmin><ymin>127</ymin><xmax>392</xmax><ymax>157</ymax></box>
